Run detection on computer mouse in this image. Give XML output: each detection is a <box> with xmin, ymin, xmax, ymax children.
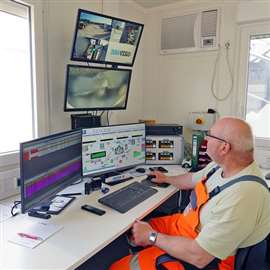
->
<box><xmin>265</xmin><ymin>172</ymin><xmax>270</xmax><ymax>180</ymax></box>
<box><xmin>146</xmin><ymin>174</ymin><xmax>156</xmax><ymax>181</ymax></box>
<box><xmin>136</xmin><ymin>168</ymin><xmax>146</xmax><ymax>173</ymax></box>
<box><xmin>142</xmin><ymin>175</ymin><xmax>169</xmax><ymax>188</ymax></box>
<box><xmin>157</xmin><ymin>166</ymin><xmax>168</xmax><ymax>173</ymax></box>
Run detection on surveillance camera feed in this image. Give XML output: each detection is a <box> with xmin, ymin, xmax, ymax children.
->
<box><xmin>71</xmin><ymin>9</ymin><xmax>144</xmax><ymax>66</ymax></box>
<box><xmin>64</xmin><ymin>65</ymin><xmax>132</xmax><ymax>111</ymax></box>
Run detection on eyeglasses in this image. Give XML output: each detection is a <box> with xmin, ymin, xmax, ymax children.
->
<box><xmin>206</xmin><ymin>131</ymin><xmax>228</xmax><ymax>144</ymax></box>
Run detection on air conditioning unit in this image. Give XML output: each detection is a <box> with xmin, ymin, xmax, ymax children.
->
<box><xmin>161</xmin><ymin>9</ymin><xmax>220</xmax><ymax>54</ymax></box>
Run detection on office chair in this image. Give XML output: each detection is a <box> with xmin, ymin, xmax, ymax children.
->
<box><xmin>235</xmin><ymin>239</ymin><xmax>267</xmax><ymax>270</ymax></box>
<box><xmin>156</xmin><ymin>239</ymin><xmax>267</xmax><ymax>270</ymax></box>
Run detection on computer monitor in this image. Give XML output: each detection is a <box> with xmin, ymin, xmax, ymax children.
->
<box><xmin>20</xmin><ymin>129</ymin><xmax>82</xmax><ymax>213</ymax></box>
<box><xmin>64</xmin><ymin>64</ymin><xmax>132</xmax><ymax>112</ymax></box>
<box><xmin>70</xmin><ymin>9</ymin><xmax>144</xmax><ymax>66</ymax></box>
<box><xmin>82</xmin><ymin>123</ymin><xmax>145</xmax><ymax>176</ymax></box>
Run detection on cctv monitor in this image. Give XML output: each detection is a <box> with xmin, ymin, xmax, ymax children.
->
<box><xmin>71</xmin><ymin>8</ymin><xmax>144</xmax><ymax>66</ymax></box>
<box><xmin>82</xmin><ymin>123</ymin><xmax>145</xmax><ymax>176</ymax></box>
<box><xmin>20</xmin><ymin>129</ymin><xmax>82</xmax><ymax>213</ymax></box>
<box><xmin>64</xmin><ymin>64</ymin><xmax>132</xmax><ymax>112</ymax></box>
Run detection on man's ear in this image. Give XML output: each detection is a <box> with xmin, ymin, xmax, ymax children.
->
<box><xmin>220</xmin><ymin>142</ymin><xmax>230</xmax><ymax>155</ymax></box>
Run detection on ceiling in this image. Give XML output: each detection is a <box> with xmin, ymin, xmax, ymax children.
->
<box><xmin>133</xmin><ymin>0</ymin><xmax>184</xmax><ymax>9</ymax></box>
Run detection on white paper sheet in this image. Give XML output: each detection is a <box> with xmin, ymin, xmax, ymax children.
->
<box><xmin>8</xmin><ymin>221</ymin><xmax>63</xmax><ymax>248</ymax></box>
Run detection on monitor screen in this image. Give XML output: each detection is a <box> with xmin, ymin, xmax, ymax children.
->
<box><xmin>64</xmin><ymin>64</ymin><xmax>132</xmax><ymax>112</ymax></box>
<box><xmin>82</xmin><ymin>123</ymin><xmax>145</xmax><ymax>176</ymax></box>
<box><xmin>71</xmin><ymin>9</ymin><xmax>144</xmax><ymax>66</ymax></box>
<box><xmin>20</xmin><ymin>129</ymin><xmax>82</xmax><ymax>213</ymax></box>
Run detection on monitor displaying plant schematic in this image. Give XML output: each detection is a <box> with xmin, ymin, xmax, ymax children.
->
<box><xmin>71</xmin><ymin>8</ymin><xmax>144</xmax><ymax>66</ymax></box>
<box><xmin>64</xmin><ymin>64</ymin><xmax>132</xmax><ymax>111</ymax></box>
<box><xmin>82</xmin><ymin>123</ymin><xmax>145</xmax><ymax>176</ymax></box>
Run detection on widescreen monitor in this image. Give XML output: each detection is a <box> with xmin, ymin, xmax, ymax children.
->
<box><xmin>64</xmin><ymin>64</ymin><xmax>132</xmax><ymax>112</ymax></box>
<box><xmin>82</xmin><ymin>123</ymin><xmax>145</xmax><ymax>176</ymax></box>
<box><xmin>20</xmin><ymin>129</ymin><xmax>82</xmax><ymax>213</ymax></box>
<box><xmin>71</xmin><ymin>9</ymin><xmax>144</xmax><ymax>66</ymax></box>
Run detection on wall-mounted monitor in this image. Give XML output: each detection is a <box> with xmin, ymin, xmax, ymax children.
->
<box><xmin>64</xmin><ymin>64</ymin><xmax>132</xmax><ymax>112</ymax></box>
<box><xmin>70</xmin><ymin>8</ymin><xmax>144</xmax><ymax>66</ymax></box>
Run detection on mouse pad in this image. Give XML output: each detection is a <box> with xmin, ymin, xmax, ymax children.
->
<box><xmin>141</xmin><ymin>179</ymin><xmax>169</xmax><ymax>188</ymax></box>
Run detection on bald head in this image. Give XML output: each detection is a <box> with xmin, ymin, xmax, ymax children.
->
<box><xmin>212</xmin><ymin>117</ymin><xmax>254</xmax><ymax>154</ymax></box>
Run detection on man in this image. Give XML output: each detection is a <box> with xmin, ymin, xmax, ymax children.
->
<box><xmin>110</xmin><ymin>117</ymin><xmax>270</xmax><ymax>270</ymax></box>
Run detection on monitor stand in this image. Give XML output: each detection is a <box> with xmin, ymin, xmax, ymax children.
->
<box><xmin>101</xmin><ymin>171</ymin><xmax>120</xmax><ymax>180</ymax></box>
<box><xmin>27</xmin><ymin>196</ymin><xmax>75</xmax><ymax>219</ymax></box>
<box><xmin>100</xmin><ymin>166</ymin><xmax>137</xmax><ymax>179</ymax></box>
<box><xmin>28</xmin><ymin>202</ymin><xmax>51</xmax><ymax>219</ymax></box>
<box><xmin>28</xmin><ymin>210</ymin><xmax>51</xmax><ymax>219</ymax></box>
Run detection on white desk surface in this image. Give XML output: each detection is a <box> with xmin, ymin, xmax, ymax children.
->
<box><xmin>0</xmin><ymin>165</ymin><xmax>185</xmax><ymax>270</ymax></box>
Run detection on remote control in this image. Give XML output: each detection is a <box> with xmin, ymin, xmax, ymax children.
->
<box><xmin>81</xmin><ymin>204</ymin><xmax>106</xmax><ymax>216</ymax></box>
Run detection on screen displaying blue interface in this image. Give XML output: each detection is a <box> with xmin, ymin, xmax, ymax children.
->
<box><xmin>82</xmin><ymin>123</ymin><xmax>145</xmax><ymax>176</ymax></box>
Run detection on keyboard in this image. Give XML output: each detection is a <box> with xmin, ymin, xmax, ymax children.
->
<box><xmin>98</xmin><ymin>182</ymin><xmax>158</xmax><ymax>213</ymax></box>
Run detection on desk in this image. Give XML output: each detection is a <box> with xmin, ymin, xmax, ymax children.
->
<box><xmin>0</xmin><ymin>165</ymin><xmax>185</xmax><ymax>270</ymax></box>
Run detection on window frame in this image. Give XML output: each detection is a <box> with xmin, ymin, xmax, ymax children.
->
<box><xmin>0</xmin><ymin>0</ymin><xmax>49</xmax><ymax>168</ymax></box>
<box><xmin>235</xmin><ymin>21</ymin><xmax>270</xmax><ymax>148</ymax></box>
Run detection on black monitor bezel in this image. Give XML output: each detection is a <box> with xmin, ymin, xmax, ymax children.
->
<box><xmin>64</xmin><ymin>64</ymin><xmax>132</xmax><ymax>112</ymax></box>
<box><xmin>20</xmin><ymin>129</ymin><xmax>82</xmax><ymax>213</ymax></box>
<box><xmin>70</xmin><ymin>8</ymin><xmax>144</xmax><ymax>67</ymax></box>
<box><xmin>82</xmin><ymin>122</ymin><xmax>146</xmax><ymax>177</ymax></box>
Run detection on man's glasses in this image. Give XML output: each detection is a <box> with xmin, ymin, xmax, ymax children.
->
<box><xmin>205</xmin><ymin>131</ymin><xmax>228</xmax><ymax>144</ymax></box>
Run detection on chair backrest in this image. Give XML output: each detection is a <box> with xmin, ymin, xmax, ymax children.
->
<box><xmin>235</xmin><ymin>239</ymin><xmax>267</xmax><ymax>270</ymax></box>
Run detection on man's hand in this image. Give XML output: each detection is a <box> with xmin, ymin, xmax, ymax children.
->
<box><xmin>131</xmin><ymin>220</ymin><xmax>155</xmax><ymax>246</ymax></box>
<box><xmin>151</xmin><ymin>171</ymin><xmax>168</xmax><ymax>184</ymax></box>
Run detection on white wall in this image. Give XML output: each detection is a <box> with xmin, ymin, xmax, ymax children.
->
<box><xmin>42</xmin><ymin>0</ymin><xmax>270</xmax><ymax>137</ymax></box>
<box><xmin>142</xmin><ymin>1</ymin><xmax>238</xmax><ymax>139</ymax></box>
<box><xmin>237</xmin><ymin>1</ymin><xmax>270</xmax><ymax>24</ymax></box>
<box><xmin>44</xmin><ymin>0</ymin><xmax>145</xmax><ymax>133</ymax></box>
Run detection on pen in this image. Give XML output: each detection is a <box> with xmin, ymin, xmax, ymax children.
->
<box><xmin>59</xmin><ymin>192</ymin><xmax>82</xmax><ymax>197</ymax></box>
<box><xmin>17</xmin><ymin>232</ymin><xmax>42</xmax><ymax>241</ymax></box>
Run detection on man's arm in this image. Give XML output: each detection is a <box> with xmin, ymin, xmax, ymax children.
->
<box><xmin>132</xmin><ymin>220</ymin><xmax>214</xmax><ymax>269</ymax></box>
<box><xmin>152</xmin><ymin>171</ymin><xmax>195</xmax><ymax>190</ymax></box>
<box><xmin>155</xmin><ymin>232</ymin><xmax>215</xmax><ymax>269</ymax></box>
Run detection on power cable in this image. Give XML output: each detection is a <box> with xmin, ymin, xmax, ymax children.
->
<box><xmin>211</xmin><ymin>42</ymin><xmax>234</xmax><ymax>101</ymax></box>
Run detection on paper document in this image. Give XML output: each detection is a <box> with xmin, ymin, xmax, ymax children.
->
<box><xmin>8</xmin><ymin>221</ymin><xmax>63</xmax><ymax>248</ymax></box>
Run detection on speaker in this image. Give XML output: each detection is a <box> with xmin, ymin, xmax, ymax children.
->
<box><xmin>71</xmin><ymin>114</ymin><xmax>101</xmax><ymax>129</ymax></box>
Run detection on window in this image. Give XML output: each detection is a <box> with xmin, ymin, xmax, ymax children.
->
<box><xmin>237</xmin><ymin>23</ymin><xmax>270</xmax><ymax>169</ymax></box>
<box><xmin>0</xmin><ymin>1</ymin><xmax>35</xmax><ymax>155</ymax></box>
<box><xmin>246</xmin><ymin>34</ymin><xmax>270</xmax><ymax>138</ymax></box>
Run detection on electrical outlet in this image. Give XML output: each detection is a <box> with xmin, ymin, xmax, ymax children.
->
<box><xmin>16</xmin><ymin>177</ymin><xmax>20</xmax><ymax>187</ymax></box>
